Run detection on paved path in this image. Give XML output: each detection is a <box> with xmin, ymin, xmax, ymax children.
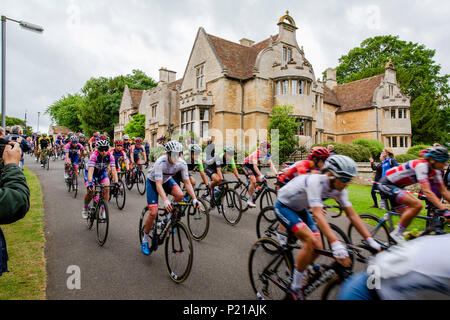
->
<box><xmin>26</xmin><ymin>154</ymin><xmax>362</xmax><ymax>300</ymax></box>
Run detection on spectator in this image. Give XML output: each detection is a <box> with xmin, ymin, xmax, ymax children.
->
<box><xmin>6</xmin><ymin>126</ymin><xmax>30</xmax><ymax>170</ymax></box>
<box><xmin>0</xmin><ymin>127</ymin><xmax>5</xmax><ymax>138</ymax></box>
<box><xmin>369</xmin><ymin>152</ymin><xmax>386</xmax><ymax>208</ymax></box>
<box><xmin>144</xmin><ymin>139</ymin><xmax>150</xmax><ymax>165</ymax></box>
<box><xmin>433</xmin><ymin>143</ymin><xmax>441</xmax><ymax>147</ymax></box>
<box><xmin>381</xmin><ymin>148</ymin><xmax>398</xmax><ymax>177</ymax></box>
<box><xmin>5</xmin><ymin>127</ymin><xmax>10</xmax><ymax>135</ymax></box>
<box><xmin>0</xmin><ymin>140</ymin><xmax>31</xmax><ymax>276</ymax></box>
<box><xmin>205</xmin><ymin>136</ymin><xmax>215</xmax><ymax>162</ymax></box>
<box><xmin>327</xmin><ymin>144</ymin><xmax>338</xmax><ymax>156</ymax></box>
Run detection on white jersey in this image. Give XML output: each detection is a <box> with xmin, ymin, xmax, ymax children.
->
<box><xmin>277</xmin><ymin>174</ymin><xmax>352</xmax><ymax>212</ymax></box>
<box><xmin>385</xmin><ymin>159</ymin><xmax>444</xmax><ymax>188</ymax></box>
<box><xmin>371</xmin><ymin>234</ymin><xmax>450</xmax><ymax>300</ymax></box>
<box><xmin>148</xmin><ymin>155</ymin><xmax>189</xmax><ymax>183</ymax></box>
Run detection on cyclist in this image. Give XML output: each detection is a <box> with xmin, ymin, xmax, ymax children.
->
<box><xmin>89</xmin><ymin>132</ymin><xmax>100</xmax><ymax>152</ymax></box>
<box><xmin>277</xmin><ymin>146</ymin><xmax>330</xmax><ymax>189</ymax></box>
<box><xmin>34</xmin><ymin>132</ymin><xmax>41</xmax><ymax>159</ymax></box>
<box><xmin>65</xmin><ymin>132</ymin><xmax>74</xmax><ymax>145</ymax></box>
<box><xmin>78</xmin><ymin>133</ymin><xmax>88</xmax><ymax>158</ymax></box>
<box><xmin>242</xmin><ymin>141</ymin><xmax>278</xmax><ymax>207</ymax></box>
<box><xmin>274</xmin><ymin>155</ymin><xmax>381</xmax><ymax>300</ymax></box>
<box><xmin>38</xmin><ymin>133</ymin><xmax>52</xmax><ymax>167</ymax></box>
<box><xmin>377</xmin><ymin>146</ymin><xmax>450</xmax><ymax>244</ymax></box>
<box><xmin>82</xmin><ymin>139</ymin><xmax>120</xmax><ymax>219</ymax></box>
<box><xmin>54</xmin><ymin>135</ymin><xmax>64</xmax><ymax>155</ymax></box>
<box><xmin>129</xmin><ymin>137</ymin><xmax>147</xmax><ymax>178</ymax></box>
<box><xmin>205</xmin><ymin>145</ymin><xmax>243</xmax><ymax>201</ymax></box>
<box><xmin>108</xmin><ymin>140</ymin><xmax>130</xmax><ymax>174</ymax></box>
<box><xmin>173</xmin><ymin>144</ymin><xmax>209</xmax><ymax>190</ymax></box>
<box><xmin>64</xmin><ymin>135</ymin><xmax>84</xmax><ymax>181</ymax></box>
<box><xmin>123</xmin><ymin>134</ymin><xmax>132</xmax><ymax>158</ymax></box>
<box><xmin>141</xmin><ymin>141</ymin><xmax>200</xmax><ymax>256</ymax></box>
<box><xmin>338</xmin><ymin>234</ymin><xmax>450</xmax><ymax>300</ymax></box>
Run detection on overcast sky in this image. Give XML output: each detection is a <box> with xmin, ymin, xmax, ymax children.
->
<box><xmin>1</xmin><ymin>0</ymin><xmax>449</xmax><ymax>133</ymax></box>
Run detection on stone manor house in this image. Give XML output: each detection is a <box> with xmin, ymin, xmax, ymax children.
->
<box><xmin>114</xmin><ymin>12</ymin><xmax>412</xmax><ymax>155</ymax></box>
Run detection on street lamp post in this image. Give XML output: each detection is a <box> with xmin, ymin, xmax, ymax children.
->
<box><xmin>37</xmin><ymin>111</ymin><xmax>40</xmax><ymax>133</ymax></box>
<box><xmin>1</xmin><ymin>15</ymin><xmax>44</xmax><ymax>128</ymax></box>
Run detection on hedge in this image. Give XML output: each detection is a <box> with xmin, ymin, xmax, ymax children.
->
<box><xmin>395</xmin><ymin>153</ymin><xmax>417</xmax><ymax>163</ymax></box>
<box><xmin>406</xmin><ymin>145</ymin><xmax>431</xmax><ymax>158</ymax></box>
<box><xmin>352</xmin><ymin>139</ymin><xmax>384</xmax><ymax>159</ymax></box>
<box><xmin>313</xmin><ymin>142</ymin><xmax>371</xmax><ymax>162</ymax></box>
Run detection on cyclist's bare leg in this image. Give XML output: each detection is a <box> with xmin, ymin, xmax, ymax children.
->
<box><xmin>189</xmin><ymin>176</ymin><xmax>197</xmax><ymax>187</ymax></box>
<box><xmin>248</xmin><ymin>175</ymin><xmax>257</xmax><ymax>198</ymax></box>
<box><xmin>396</xmin><ymin>193</ymin><xmax>423</xmax><ymax>228</ymax></box>
<box><xmin>210</xmin><ymin>173</ymin><xmax>222</xmax><ymax>194</ymax></box>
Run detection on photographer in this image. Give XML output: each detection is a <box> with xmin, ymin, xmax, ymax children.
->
<box><xmin>0</xmin><ymin>138</ymin><xmax>31</xmax><ymax>276</ymax></box>
<box><xmin>6</xmin><ymin>126</ymin><xmax>30</xmax><ymax>170</ymax></box>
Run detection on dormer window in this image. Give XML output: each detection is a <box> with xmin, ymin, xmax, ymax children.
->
<box><xmin>196</xmin><ymin>65</ymin><xmax>205</xmax><ymax>91</ymax></box>
<box><xmin>283</xmin><ymin>46</ymin><xmax>292</xmax><ymax>63</ymax></box>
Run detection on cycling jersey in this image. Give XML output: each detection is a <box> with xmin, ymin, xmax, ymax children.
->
<box><xmin>87</xmin><ymin>150</ymin><xmax>115</xmax><ymax>174</ymax></box>
<box><xmin>89</xmin><ymin>137</ymin><xmax>99</xmax><ymax>149</ymax></box>
<box><xmin>277</xmin><ymin>160</ymin><xmax>313</xmax><ymax>186</ymax></box>
<box><xmin>277</xmin><ymin>174</ymin><xmax>352</xmax><ymax>213</ymax></box>
<box><xmin>148</xmin><ymin>155</ymin><xmax>189</xmax><ymax>183</ymax></box>
<box><xmin>55</xmin><ymin>139</ymin><xmax>63</xmax><ymax>146</ymax></box>
<box><xmin>38</xmin><ymin>137</ymin><xmax>51</xmax><ymax>148</ymax></box>
<box><xmin>79</xmin><ymin>140</ymin><xmax>87</xmax><ymax>148</ymax></box>
<box><xmin>108</xmin><ymin>149</ymin><xmax>128</xmax><ymax>170</ymax></box>
<box><xmin>65</xmin><ymin>142</ymin><xmax>84</xmax><ymax>156</ymax></box>
<box><xmin>130</xmin><ymin>144</ymin><xmax>145</xmax><ymax>162</ymax></box>
<box><xmin>244</xmin><ymin>150</ymin><xmax>271</xmax><ymax>165</ymax></box>
<box><xmin>184</xmin><ymin>154</ymin><xmax>205</xmax><ymax>172</ymax></box>
<box><xmin>205</xmin><ymin>153</ymin><xmax>236</xmax><ymax>178</ymax></box>
<box><xmin>385</xmin><ymin>159</ymin><xmax>444</xmax><ymax>188</ymax></box>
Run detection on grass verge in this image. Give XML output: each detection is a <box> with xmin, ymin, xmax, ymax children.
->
<box><xmin>0</xmin><ymin>167</ymin><xmax>46</xmax><ymax>300</ymax></box>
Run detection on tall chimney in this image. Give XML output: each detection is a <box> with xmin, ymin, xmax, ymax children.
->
<box><xmin>239</xmin><ymin>38</ymin><xmax>255</xmax><ymax>47</ymax></box>
<box><xmin>326</xmin><ymin>68</ymin><xmax>337</xmax><ymax>89</ymax></box>
<box><xmin>159</xmin><ymin>68</ymin><xmax>177</xmax><ymax>83</ymax></box>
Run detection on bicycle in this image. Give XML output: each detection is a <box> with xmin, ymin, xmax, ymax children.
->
<box><xmin>125</xmin><ymin>165</ymin><xmax>146</xmax><ymax>195</ymax></box>
<box><xmin>181</xmin><ymin>190</ymin><xmax>210</xmax><ymax>241</ymax></box>
<box><xmin>40</xmin><ymin>148</ymin><xmax>50</xmax><ymax>171</ymax></box>
<box><xmin>86</xmin><ymin>184</ymin><xmax>115</xmax><ymax>246</ymax></box>
<box><xmin>347</xmin><ymin>195</ymin><xmax>448</xmax><ymax>255</ymax></box>
<box><xmin>78</xmin><ymin>156</ymin><xmax>86</xmax><ymax>174</ymax></box>
<box><xmin>196</xmin><ymin>180</ymin><xmax>243</xmax><ymax>226</ymax></box>
<box><xmin>138</xmin><ymin>202</ymin><xmax>194</xmax><ymax>283</ymax></box>
<box><xmin>65</xmin><ymin>163</ymin><xmax>79</xmax><ymax>199</ymax></box>
<box><xmin>248</xmin><ymin>228</ymin><xmax>378</xmax><ymax>301</ymax></box>
<box><xmin>108</xmin><ymin>172</ymin><xmax>126</xmax><ymax>210</ymax></box>
<box><xmin>236</xmin><ymin>176</ymin><xmax>278</xmax><ymax>212</ymax></box>
<box><xmin>50</xmin><ymin>147</ymin><xmax>57</xmax><ymax>161</ymax></box>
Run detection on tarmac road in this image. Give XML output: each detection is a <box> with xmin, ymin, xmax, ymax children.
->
<box><xmin>26</xmin><ymin>154</ymin><xmax>363</xmax><ymax>300</ymax></box>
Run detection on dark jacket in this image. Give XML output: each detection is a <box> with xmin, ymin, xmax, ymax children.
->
<box><xmin>0</xmin><ymin>163</ymin><xmax>30</xmax><ymax>225</ymax></box>
<box><xmin>5</xmin><ymin>134</ymin><xmax>30</xmax><ymax>154</ymax></box>
<box><xmin>371</xmin><ymin>161</ymin><xmax>383</xmax><ymax>182</ymax></box>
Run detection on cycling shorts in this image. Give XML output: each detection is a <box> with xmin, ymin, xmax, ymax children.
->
<box><xmin>68</xmin><ymin>154</ymin><xmax>80</xmax><ymax>167</ymax></box>
<box><xmin>146</xmin><ymin>178</ymin><xmax>179</xmax><ymax>207</ymax></box>
<box><xmin>84</xmin><ymin>168</ymin><xmax>109</xmax><ymax>187</ymax></box>
<box><xmin>205</xmin><ymin>167</ymin><xmax>218</xmax><ymax>179</ymax></box>
<box><xmin>274</xmin><ymin>200</ymin><xmax>320</xmax><ymax>235</ymax></box>
<box><xmin>242</xmin><ymin>163</ymin><xmax>258</xmax><ymax>178</ymax></box>
<box><xmin>377</xmin><ymin>177</ymin><xmax>409</xmax><ymax>211</ymax></box>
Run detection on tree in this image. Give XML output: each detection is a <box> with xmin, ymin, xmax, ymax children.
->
<box><xmin>124</xmin><ymin>114</ymin><xmax>146</xmax><ymax>138</ymax></box>
<box><xmin>79</xmin><ymin>70</ymin><xmax>157</xmax><ymax>137</ymax></box>
<box><xmin>410</xmin><ymin>94</ymin><xmax>445</xmax><ymax>145</ymax></box>
<box><xmin>268</xmin><ymin>105</ymin><xmax>299</xmax><ymax>164</ymax></box>
<box><xmin>45</xmin><ymin>94</ymin><xmax>83</xmax><ymax>132</ymax></box>
<box><xmin>334</xmin><ymin>35</ymin><xmax>449</xmax><ymax>144</ymax></box>
<box><xmin>0</xmin><ymin>114</ymin><xmax>33</xmax><ymax>136</ymax></box>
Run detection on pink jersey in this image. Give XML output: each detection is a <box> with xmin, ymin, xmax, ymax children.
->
<box><xmin>385</xmin><ymin>159</ymin><xmax>444</xmax><ymax>188</ymax></box>
<box><xmin>65</xmin><ymin>142</ymin><xmax>84</xmax><ymax>155</ymax></box>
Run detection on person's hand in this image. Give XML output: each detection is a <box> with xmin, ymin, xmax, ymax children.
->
<box><xmin>164</xmin><ymin>200</ymin><xmax>173</xmax><ymax>212</ymax></box>
<box><xmin>3</xmin><ymin>142</ymin><xmax>21</xmax><ymax>165</ymax></box>
<box><xmin>87</xmin><ymin>182</ymin><xmax>94</xmax><ymax>191</ymax></box>
<box><xmin>331</xmin><ymin>241</ymin><xmax>352</xmax><ymax>267</ymax></box>
<box><xmin>192</xmin><ymin>198</ymin><xmax>201</xmax><ymax>209</ymax></box>
<box><xmin>259</xmin><ymin>174</ymin><xmax>265</xmax><ymax>181</ymax></box>
<box><xmin>369</xmin><ymin>157</ymin><xmax>374</xmax><ymax>163</ymax></box>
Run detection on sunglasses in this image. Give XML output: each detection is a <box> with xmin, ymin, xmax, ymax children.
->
<box><xmin>338</xmin><ymin>177</ymin><xmax>352</xmax><ymax>183</ymax></box>
<box><xmin>98</xmin><ymin>147</ymin><xmax>109</xmax><ymax>152</ymax></box>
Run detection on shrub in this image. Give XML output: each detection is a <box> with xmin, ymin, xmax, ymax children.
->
<box><xmin>395</xmin><ymin>153</ymin><xmax>416</xmax><ymax>163</ymax></box>
<box><xmin>352</xmin><ymin>139</ymin><xmax>384</xmax><ymax>159</ymax></box>
<box><xmin>149</xmin><ymin>146</ymin><xmax>165</xmax><ymax>162</ymax></box>
<box><xmin>313</xmin><ymin>142</ymin><xmax>371</xmax><ymax>162</ymax></box>
<box><xmin>406</xmin><ymin>144</ymin><xmax>431</xmax><ymax>158</ymax></box>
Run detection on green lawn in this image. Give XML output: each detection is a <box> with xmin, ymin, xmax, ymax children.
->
<box><xmin>325</xmin><ymin>184</ymin><xmax>448</xmax><ymax>232</ymax></box>
<box><xmin>0</xmin><ymin>168</ymin><xmax>46</xmax><ymax>300</ymax></box>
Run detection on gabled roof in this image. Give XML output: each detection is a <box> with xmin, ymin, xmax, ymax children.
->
<box><xmin>129</xmin><ymin>89</ymin><xmax>144</xmax><ymax>111</ymax></box>
<box><xmin>323</xmin><ymin>74</ymin><xmax>385</xmax><ymax>113</ymax></box>
<box><xmin>168</xmin><ymin>78</ymin><xmax>183</xmax><ymax>90</ymax></box>
<box><xmin>206</xmin><ymin>33</ymin><xmax>278</xmax><ymax>80</ymax></box>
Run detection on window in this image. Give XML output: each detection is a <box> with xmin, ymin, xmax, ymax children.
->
<box><xmin>405</xmin><ymin>137</ymin><xmax>408</xmax><ymax>148</ymax></box>
<box><xmin>292</xmin><ymin>80</ymin><xmax>297</xmax><ymax>95</ymax></box>
<box><xmin>391</xmin><ymin>109</ymin><xmax>396</xmax><ymax>119</ymax></box>
<box><xmin>400</xmin><ymin>136</ymin><xmax>404</xmax><ymax>148</ymax></box>
<box><xmin>276</xmin><ymin>81</ymin><xmax>281</xmax><ymax>95</ymax></box>
<box><xmin>398</xmin><ymin>109</ymin><xmax>403</xmax><ymax>119</ymax></box>
<box><xmin>386</xmin><ymin>137</ymin><xmax>391</xmax><ymax>147</ymax></box>
<box><xmin>196</xmin><ymin>65</ymin><xmax>205</xmax><ymax>90</ymax></box>
<box><xmin>392</xmin><ymin>136</ymin><xmax>397</xmax><ymax>148</ymax></box>
<box><xmin>404</xmin><ymin>109</ymin><xmax>408</xmax><ymax>119</ymax></box>
<box><xmin>296</xmin><ymin>118</ymin><xmax>312</xmax><ymax>136</ymax></box>
<box><xmin>298</xmin><ymin>80</ymin><xmax>304</xmax><ymax>94</ymax></box>
<box><xmin>282</xmin><ymin>80</ymin><xmax>289</xmax><ymax>94</ymax></box>
<box><xmin>200</xmin><ymin>108</ymin><xmax>209</xmax><ymax>138</ymax></box>
<box><xmin>181</xmin><ymin>109</ymin><xmax>195</xmax><ymax>134</ymax></box>
<box><xmin>151</xmin><ymin>104</ymin><xmax>157</xmax><ymax>118</ymax></box>
<box><xmin>283</xmin><ymin>46</ymin><xmax>292</xmax><ymax>63</ymax></box>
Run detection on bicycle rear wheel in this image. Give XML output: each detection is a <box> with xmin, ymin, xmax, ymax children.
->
<box><xmin>137</xmin><ymin>170</ymin><xmax>146</xmax><ymax>195</ymax></box>
<box><xmin>248</xmin><ymin>238</ymin><xmax>293</xmax><ymax>300</ymax></box>
<box><xmin>187</xmin><ymin>198</ymin><xmax>210</xmax><ymax>241</ymax></box>
<box><xmin>165</xmin><ymin>221</ymin><xmax>193</xmax><ymax>284</ymax></box>
<box><xmin>260</xmin><ymin>188</ymin><xmax>277</xmax><ymax>210</ymax></box>
<box><xmin>73</xmin><ymin>177</ymin><xmax>78</xmax><ymax>199</ymax></box>
<box><xmin>222</xmin><ymin>189</ymin><xmax>243</xmax><ymax>226</ymax></box>
<box><xmin>237</xmin><ymin>185</ymin><xmax>250</xmax><ymax>213</ymax></box>
<box><xmin>115</xmin><ymin>179</ymin><xmax>126</xmax><ymax>210</ymax></box>
<box><xmin>96</xmin><ymin>200</ymin><xmax>109</xmax><ymax>246</ymax></box>
<box><xmin>46</xmin><ymin>155</ymin><xmax>50</xmax><ymax>170</ymax></box>
<box><xmin>256</xmin><ymin>206</ymin><xmax>279</xmax><ymax>240</ymax></box>
<box><xmin>125</xmin><ymin>171</ymin><xmax>134</xmax><ymax>190</ymax></box>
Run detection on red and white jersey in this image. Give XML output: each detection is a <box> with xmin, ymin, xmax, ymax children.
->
<box><xmin>385</xmin><ymin>159</ymin><xmax>444</xmax><ymax>188</ymax></box>
<box><xmin>278</xmin><ymin>160</ymin><xmax>312</xmax><ymax>184</ymax></box>
<box><xmin>244</xmin><ymin>150</ymin><xmax>271</xmax><ymax>165</ymax></box>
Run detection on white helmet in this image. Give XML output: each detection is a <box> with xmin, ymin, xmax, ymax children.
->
<box><xmin>165</xmin><ymin>141</ymin><xmax>183</xmax><ymax>153</ymax></box>
<box><xmin>325</xmin><ymin>155</ymin><xmax>358</xmax><ymax>180</ymax></box>
<box><xmin>96</xmin><ymin>139</ymin><xmax>110</xmax><ymax>148</ymax></box>
<box><xmin>70</xmin><ymin>135</ymin><xmax>79</xmax><ymax>143</ymax></box>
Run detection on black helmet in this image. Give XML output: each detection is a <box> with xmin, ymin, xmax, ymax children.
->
<box><xmin>424</xmin><ymin>146</ymin><xmax>449</xmax><ymax>162</ymax></box>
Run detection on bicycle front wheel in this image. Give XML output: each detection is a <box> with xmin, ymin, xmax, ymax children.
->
<box><xmin>73</xmin><ymin>177</ymin><xmax>78</xmax><ymax>199</ymax></box>
<box><xmin>260</xmin><ymin>188</ymin><xmax>277</xmax><ymax>210</ymax></box>
<box><xmin>125</xmin><ymin>171</ymin><xmax>134</xmax><ymax>190</ymax></box>
<box><xmin>115</xmin><ymin>179</ymin><xmax>126</xmax><ymax>210</ymax></box>
<box><xmin>165</xmin><ymin>221</ymin><xmax>193</xmax><ymax>284</ymax></box>
<box><xmin>222</xmin><ymin>189</ymin><xmax>243</xmax><ymax>226</ymax></box>
<box><xmin>137</xmin><ymin>170</ymin><xmax>146</xmax><ymax>195</ymax></box>
<box><xmin>96</xmin><ymin>200</ymin><xmax>109</xmax><ymax>246</ymax></box>
<box><xmin>187</xmin><ymin>198</ymin><xmax>210</xmax><ymax>241</ymax></box>
<box><xmin>248</xmin><ymin>238</ymin><xmax>293</xmax><ymax>300</ymax></box>
<box><xmin>256</xmin><ymin>206</ymin><xmax>279</xmax><ymax>240</ymax></box>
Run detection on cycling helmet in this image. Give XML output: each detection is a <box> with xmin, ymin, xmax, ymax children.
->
<box><xmin>260</xmin><ymin>140</ymin><xmax>271</xmax><ymax>149</ymax></box>
<box><xmin>93</xmin><ymin>132</ymin><xmax>99</xmax><ymax>137</ymax></box>
<box><xmin>79</xmin><ymin>133</ymin><xmax>85</xmax><ymax>138</ymax></box>
<box><xmin>68</xmin><ymin>132</ymin><xmax>73</xmax><ymax>137</ymax></box>
<box><xmin>165</xmin><ymin>141</ymin><xmax>183</xmax><ymax>153</ymax></box>
<box><xmin>424</xmin><ymin>146</ymin><xmax>449</xmax><ymax>162</ymax></box>
<box><xmin>224</xmin><ymin>145</ymin><xmax>235</xmax><ymax>154</ymax></box>
<box><xmin>70</xmin><ymin>135</ymin><xmax>79</xmax><ymax>143</ymax></box>
<box><xmin>123</xmin><ymin>135</ymin><xmax>130</xmax><ymax>140</ymax></box>
<box><xmin>114</xmin><ymin>140</ymin><xmax>123</xmax><ymax>146</ymax></box>
<box><xmin>325</xmin><ymin>155</ymin><xmax>358</xmax><ymax>180</ymax></box>
<box><xmin>43</xmin><ymin>133</ymin><xmax>47</xmax><ymax>137</ymax></box>
<box><xmin>308</xmin><ymin>146</ymin><xmax>330</xmax><ymax>161</ymax></box>
<box><xmin>135</xmin><ymin>137</ymin><xmax>143</xmax><ymax>144</ymax></box>
<box><xmin>96</xmin><ymin>139</ymin><xmax>110</xmax><ymax>148</ymax></box>
<box><xmin>190</xmin><ymin>144</ymin><xmax>202</xmax><ymax>154</ymax></box>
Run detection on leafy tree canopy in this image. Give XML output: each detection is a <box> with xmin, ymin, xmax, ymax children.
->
<box><xmin>268</xmin><ymin>105</ymin><xmax>299</xmax><ymax>164</ymax></box>
<box><xmin>124</xmin><ymin>114</ymin><xmax>146</xmax><ymax>139</ymax></box>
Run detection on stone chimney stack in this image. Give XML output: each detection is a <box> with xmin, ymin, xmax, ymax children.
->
<box><xmin>277</xmin><ymin>11</ymin><xmax>298</xmax><ymax>46</ymax></box>
<box><xmin>239</xmin><ymin>38</ymin><xmax>255</xmax><ymax>47</ymax></box>
<box><xmin>384</xmin><ymin>60</ymin><xmax>397</xmax><ymax>84</ymax></box>
<box><xmin>159</xmin><ymin>68</ymin><xmax>177</xmax><ymax>83</ymax></box>
<box><xmin>326</xmin><ymin>68</ymin><xmax>337</xmax><ymax>89</ymax></box>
